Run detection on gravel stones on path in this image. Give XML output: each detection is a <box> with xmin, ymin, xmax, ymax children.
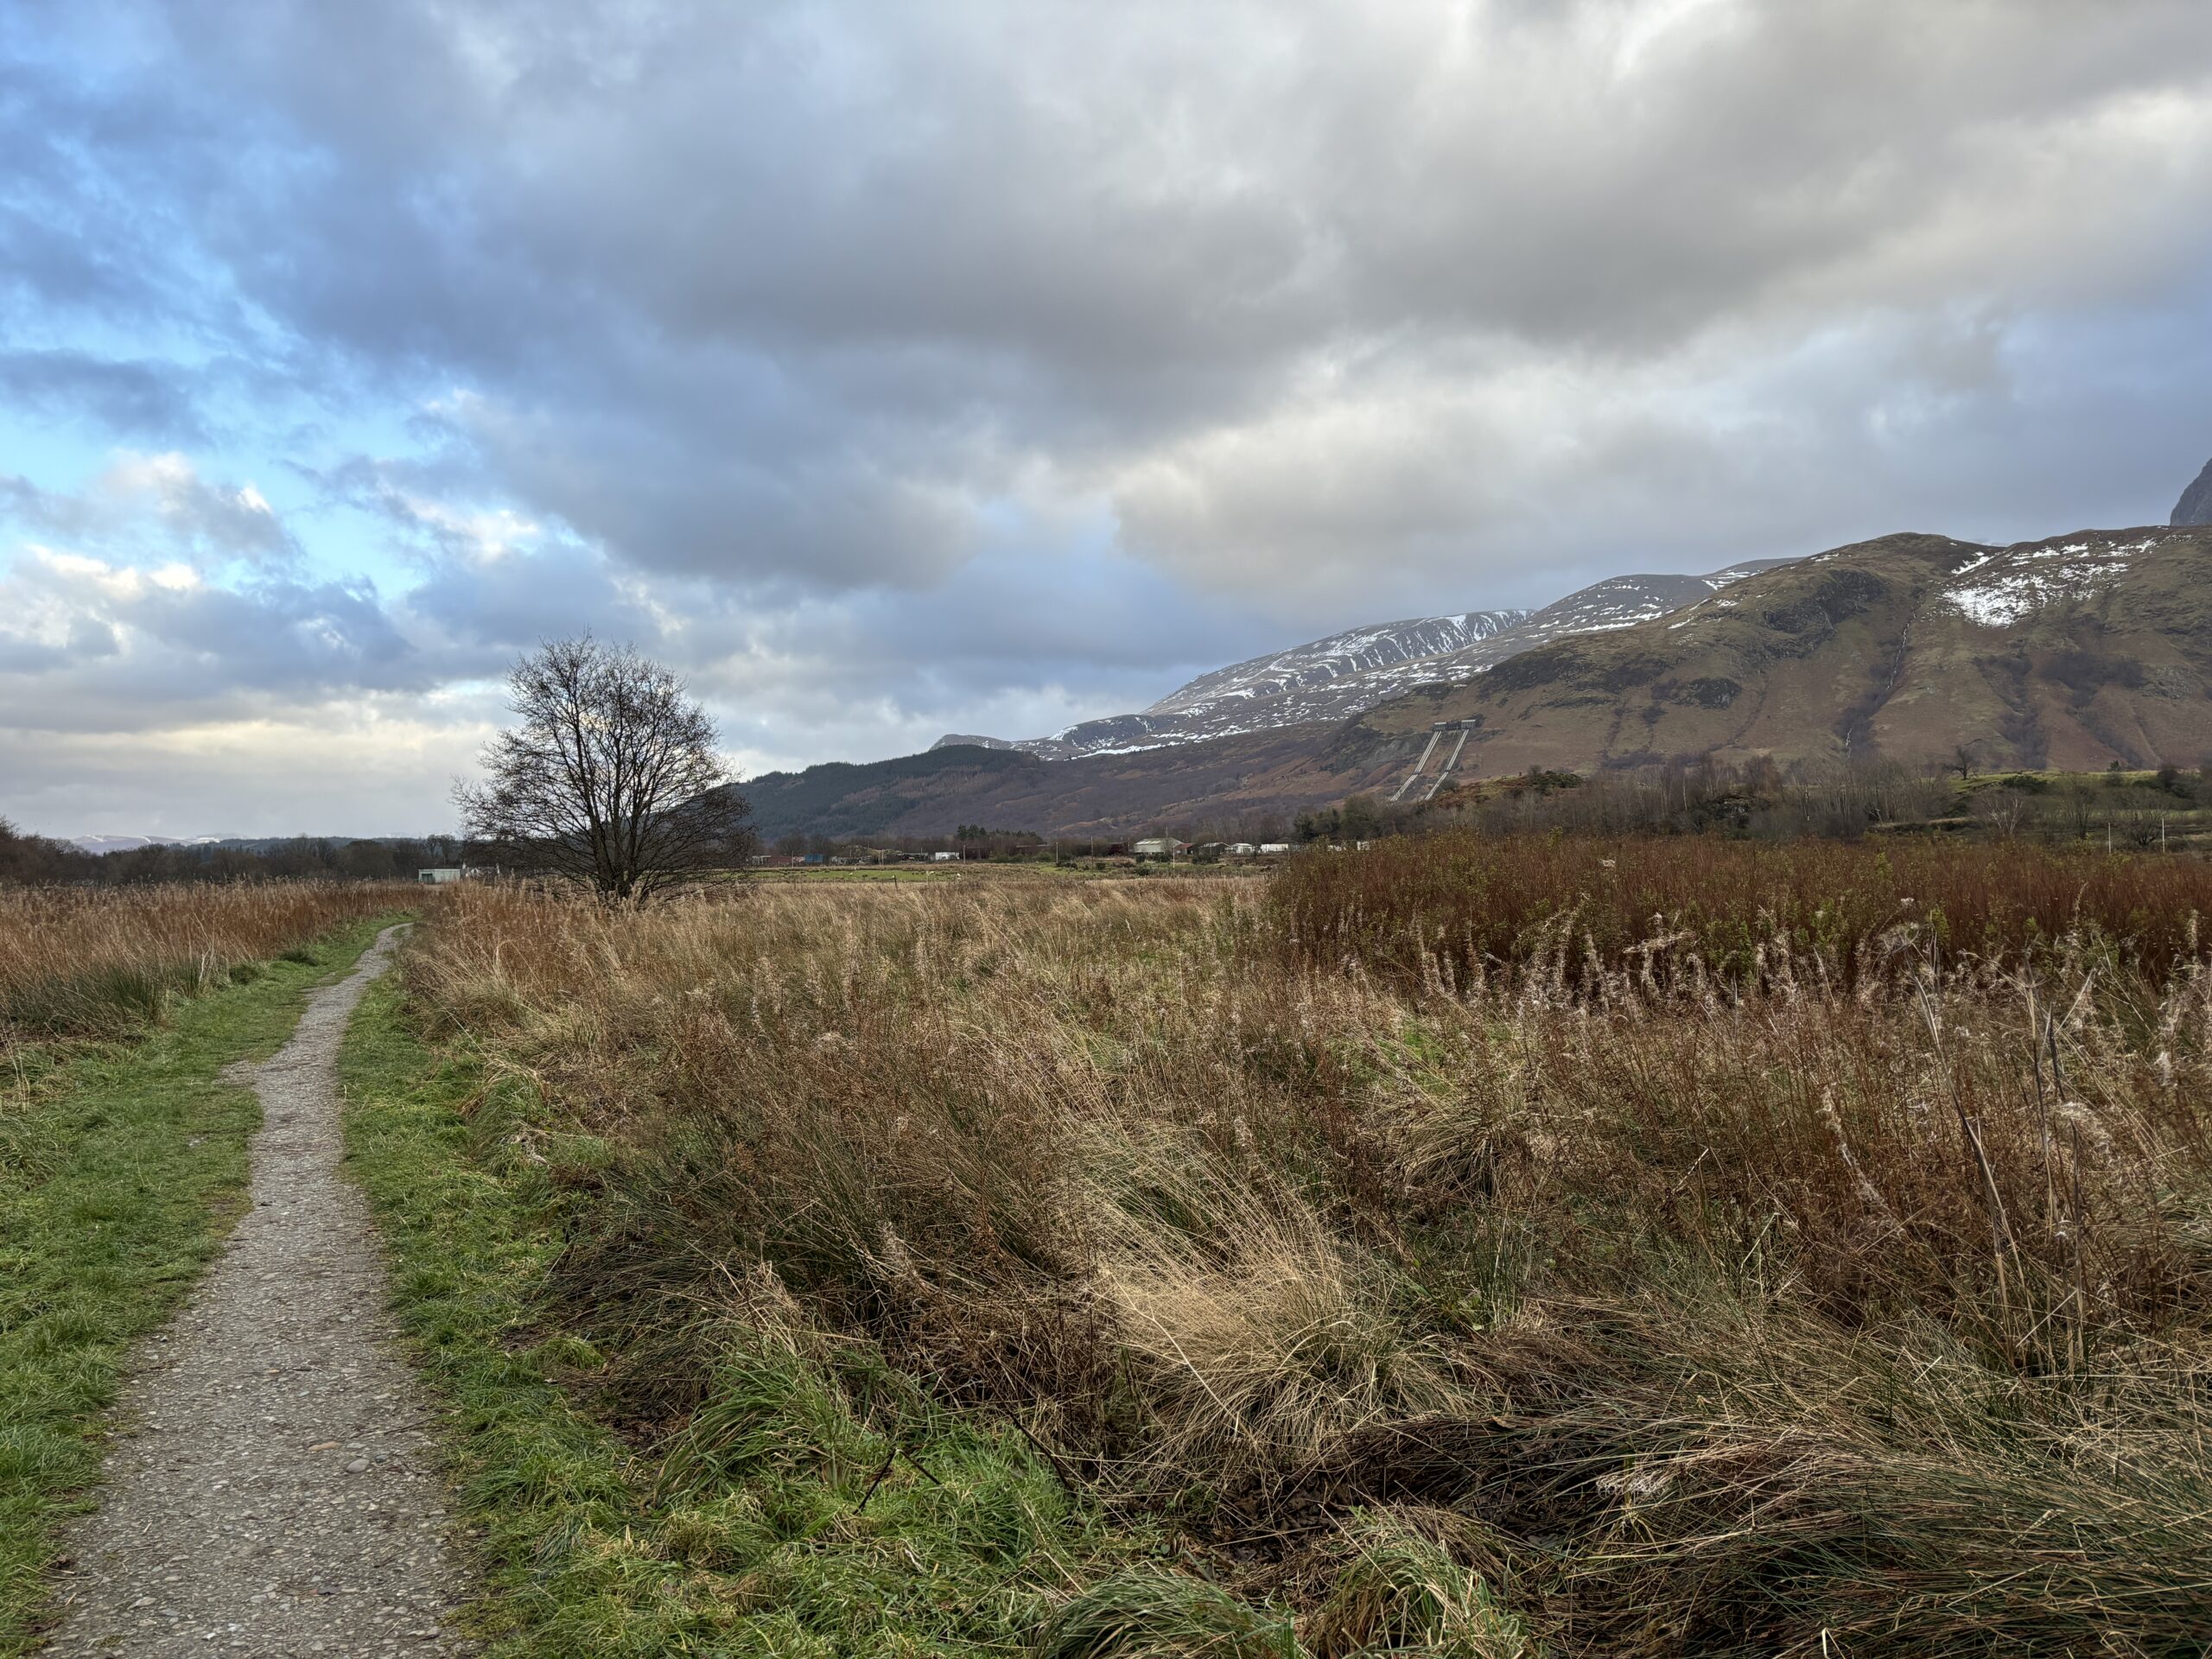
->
<box><xmin>45</xmin><ymin>926</ymin><xmax>474</xmax><ymax>1657</ymax></box>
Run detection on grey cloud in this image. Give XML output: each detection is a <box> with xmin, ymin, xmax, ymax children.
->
<box><xmin>8</xmin><ymin>0</ymin><xmax>2212</xmax><ymax>835</ymax></box>
<box><xmin>397</xmin><ymin>539</ymin><xmax>664</xmax><ymax>657</ymax></box>
<box><xmin>1</xmin><ymin>454</ymin><xmax>300</xmax><ymax>566</ymax></box>
<box><xmin>1</xmin><ymin>561</ymin><xmax>419</xmax><ymax>715</ymax></box>
<box><xmin>0</xmin><ymin>350</ymin><xmax>207</xmax><ymax>442</ymax></box>
<box><xmin>124</xmin><ymin>0</ymin><xmax>2212</xmax><ymax>615</ymax></box>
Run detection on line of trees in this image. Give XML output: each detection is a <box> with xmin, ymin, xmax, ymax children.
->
<box><xmin>1295</xmin><ymin>758</ymin><xmax>2212</xmax><ymax>847</ymax></box>
<box><xmin>0</xmin><ymin>821</ymin><xmax>474</xmax><ymax>887</ymax></box>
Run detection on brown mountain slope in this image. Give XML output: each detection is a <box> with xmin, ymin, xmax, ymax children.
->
<box><xmin>744</xmin><ymin>724</ymin><xmax>1360</xmax><ymax>840</ymax></box>
<box><xmin>1339</xmin><ymin>527</ymin><xmax>2212</xmax><ymax>778</ymax></box>
<box><xmin>748</xmin><ymin>527</ymin><xmax>2212</xmax><ymax>838</ymax></box>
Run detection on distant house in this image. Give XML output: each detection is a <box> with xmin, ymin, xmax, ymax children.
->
<box><xmin>1132</xmin><ymin>837</ymin><xmax>1186</xmax><ymax>857</ymax></box>
<box><xmin>417</xmin><ymin>867</ymin><xmax>465</xmax><ymax>884</ymax></box>
<box><xmin>931</xmin><ymin>850</ymin><xmax>959</xmax><ymax>862</ymax></box>
<box><xmin>1227</xmin><ymin>842</ymin><xmax>1258</xmax><ymax>856</ymax></box>
<box><xmin>1257</xmin><ymin>843</ymin><xmax>1292</xmax><ymax>855</ymax></box>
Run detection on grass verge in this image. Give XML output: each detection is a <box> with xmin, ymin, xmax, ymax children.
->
<box><xmin>0</xmin><ymin>916</ymin><xmax>399</xmax><ymax>1653</ymax></box>
<box><xmin>337</xmin><ymin>969</ymin><xmax>1179</xmax><ymax>1658</ymax></box>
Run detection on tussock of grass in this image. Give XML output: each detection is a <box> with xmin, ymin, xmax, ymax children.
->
<box><xmin>1035</xmin><ymin>1571</ymin><xmax>1297</xmax><ymax>1659</ymax></box>
<box><xmin>0</xmin><ymin>920</ymin><xmax>393</xmax><ymax>1653</ymax></box>
<box><xmin>1089</xmin><ymin>1163</ymin><xmax>1450</xmax><ymax>1483</ymax></box>
<box><xmin>1307</xmin><ymin>1512</ymin><xmax>1530</xmax><ymax>1658</ymax></box>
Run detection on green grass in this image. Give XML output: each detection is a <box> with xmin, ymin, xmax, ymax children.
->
<box><xmin>0</xmin><ymin>917</ymin><xmax>399</xmax><ymax>1653</ymax></box>
<box><xmin>337</xmin><ymin>972</ymin><xmax>1186</xmax><ymax>1657</ymax></box>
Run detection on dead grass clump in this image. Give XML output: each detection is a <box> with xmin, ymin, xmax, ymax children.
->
<box><xmin>1088</xmin><ymin>1160</ymin><xmax>1452</xmax><ymax>1484</ymax></box>
<box><xmin>1304</xmin><ymin>1511</ymin><xmax>1532</xmax><ymax>1658</ymax></box>
<box><xmin>1036</xmin><ymin>1570</ymin><xmax>1299</xmax><ymax>1659</ymax></box>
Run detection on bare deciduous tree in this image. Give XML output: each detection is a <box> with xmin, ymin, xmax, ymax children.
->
<box><xmin>454</xmin><ymin>637</ymin><xmax>752</xmax><ymax>900</ymax></box>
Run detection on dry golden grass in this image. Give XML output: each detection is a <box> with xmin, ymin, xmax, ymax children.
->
<box><xmin>0</xmin><ymin>881</ymin><xmax>411</xmax><ymax>1039</ymax></box>
<box><xmin>404</xmin><ymin>857</ymin><xmax>2212</xmax><ymax>1654</ymax></box>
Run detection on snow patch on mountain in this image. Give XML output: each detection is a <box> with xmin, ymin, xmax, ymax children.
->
<box><xmin>1149</xmin><ymin>610</ymin><xmax>1529</xmax><ymax>718</ymax></box>
<box><xmin>1942</xmin><ymin>534</ymin><xmax>2163</xmax><ymax>628</ymax></box>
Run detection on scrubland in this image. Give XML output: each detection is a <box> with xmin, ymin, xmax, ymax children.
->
<box><xmin>0</xmin><ymin>882</ymin><xmax>406</xmax><ymax>1042</ymax></box>
<box><xmin>392</xmin><ymin>844</ymin><xmax>2212</xmax><ymax>1656</ymax></box>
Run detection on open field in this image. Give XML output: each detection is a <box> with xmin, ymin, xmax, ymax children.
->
<box><xmin>350</xmin><ymin>845</ymin><xmax>2212</xmax><ymax>1655</ymax></box>
<box><xmin>0</xmin><ymin>883</ymin><xmax>413</xmax><ymax>1043</ymax></box>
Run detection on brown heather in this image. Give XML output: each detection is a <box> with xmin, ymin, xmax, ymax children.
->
<box><xmin>0</xmin><ymin>881</ymin><xmax>409</xmax><ymax>1039</ymax></box>
<box><xmin>406</xmin><ymin>846</ymin><xmax>2212</xmax><ymax>1656</ymax></box>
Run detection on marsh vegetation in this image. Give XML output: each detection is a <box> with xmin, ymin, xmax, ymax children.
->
<box><xmin>378</xmin><ymin>841</ymin><xmax>2212</xmax><ymax>1655</ymax></box>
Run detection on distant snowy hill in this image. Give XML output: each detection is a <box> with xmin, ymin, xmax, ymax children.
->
<box><xmin>68</xmin><ymin>835</ymin><xmax>214</xmax><ymax>855</ymax></box>
<box><xmin>772</xmin><ymin>524</ymin><xmax>2212</xmax><ymax>842</ymax></box>
<box><xmin>1149</xmin><ymin>609</ymin><xmax>1529</xmax><ymax>720</ymax></box>
<box><xmin>1338</xmin><ymin>526</ymin><xmax>2212</xmax><ymax>778</ymax></box>
<box><xmin>940</xmin><ymin>561</ymin><xmax>1796</xmax><ymax>761</ymax></box>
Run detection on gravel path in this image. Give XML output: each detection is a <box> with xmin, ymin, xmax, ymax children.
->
<box><xmin>44</xmin><ymin>925</ymin><xmax>473</xmax><ymax>1657</ymax></box>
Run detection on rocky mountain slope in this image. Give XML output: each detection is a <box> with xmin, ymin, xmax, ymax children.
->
<box><xmin>2176</xmin><ymin>455</ymin><xmax>2212</xmax><ymax>525</ymax></box>
<box><xmin>1146</xmin><ymin>608</ymin><xmax>1528</xmax><ymax>721</ymax></box>
<box><xmin>942</xmin><ymin>560</ymin><xmax>1794</xmax><ymax>760</ymax></box>
<box><xmin>758</xmin><ymin>526</ymin><xmax>2212</xmax><ymax>838</ymax></box>
<box><xmin>1340</xmin><ymin>526</ymin><xmax>2212</xmax><ymax>779</ymax></box>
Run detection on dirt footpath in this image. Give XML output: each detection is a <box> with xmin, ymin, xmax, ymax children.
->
<box><xmin>44</xmin><ymin>925</ymin><xmax>472</xmax><ymax>1657</ymax></box>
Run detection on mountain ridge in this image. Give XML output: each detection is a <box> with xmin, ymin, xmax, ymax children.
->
<box><xmin>1339</xmin><ymin>525</ymin><xmax>2212</xmax><ymax>779</ymax></box>
<box><xmin>939</xmin><ymin>557</ymin><xmax>1796</xmax><ymax>761</ymax></box>
<box><xmin>767</xmin><ymin>524</ymin><xmax>2212</xmax><ymax>839</ymax></box>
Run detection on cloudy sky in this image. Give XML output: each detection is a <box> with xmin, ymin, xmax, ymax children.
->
<box><xmin>5</xmin><ymin>1</ymin><xmax>2212</xmax><ymax>836</ymax></box>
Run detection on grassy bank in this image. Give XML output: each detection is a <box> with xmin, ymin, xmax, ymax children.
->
<box><xmin>337</xmin><ymin>970</ymin><xmax>1171</xmax><ymax>1657</ymax></box>
<box><xmin>0</xmin><ymin>917</ymin><xmax>397</xmax><ymax>1652</ymax></box>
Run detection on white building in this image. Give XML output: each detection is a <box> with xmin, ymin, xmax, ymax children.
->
<box><xmin>417</xmin><ymin>867</ymin><xmax>465</xmax><ymax>884</ymax></box>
